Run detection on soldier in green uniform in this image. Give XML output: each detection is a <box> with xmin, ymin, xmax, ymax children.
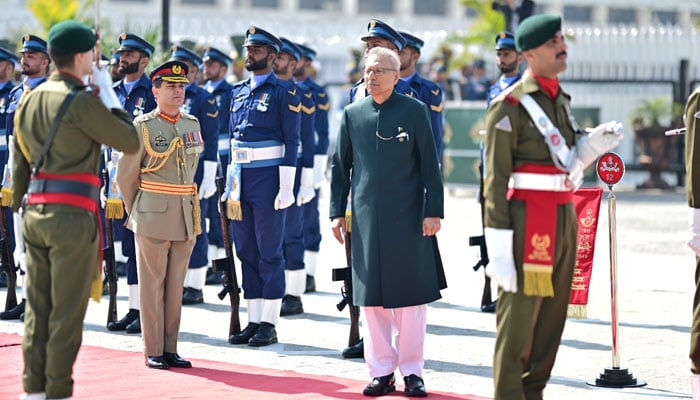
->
<box><xmin>117</xmin><ymin>60</ymin><xmax>202</xmax><ymax>370</ymax></box>
<box><xmin>483</xmin><ymin>15</ymin><xmax>623</xmax><ymax>400</ymax></box>
<box><xmin>330</xmin><ymin>47</ymin><xmax>445</xmax><ymax>398</ymax></box>
<box><xmin>12</xmin><ymin>20</ymin><xmax>140</xmax><ymax>400</ymax></box>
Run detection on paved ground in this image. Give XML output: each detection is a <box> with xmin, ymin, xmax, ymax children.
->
<box><xmin>0</xmin><ymin>171</ymin><xmax>695</xmax><ymax>399</ymax></box>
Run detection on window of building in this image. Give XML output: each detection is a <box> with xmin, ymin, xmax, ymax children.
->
<box><xmin>300</xmin><ymin>0</ymin><xmax>340</xmax><ymax>11</ymax></box>
<box><xmin>358</xmin><ymin>0</ymin><xmax>393</xmax><ymax>14</ymax></box>
<box><xmin>563</xmin><ymin>6</ymin><xmax>592</xmax><ymax>23</ymax></box>
<box><xmin>414</xmin><ymin>0</ymin><xmax>446</xmax><ymax>16</ymax></box>
<box><xmin>608</xmin><ymin>8</ymin><xmax>636</xmax><ymax>25</ymax></box>
<box><xmin>252</xmin><ymin>0</ymin><xmax>278</xmax><ymax>8</ymax></box>
<box><xmin>654</xmin><ymin>10</ymin><xmax>677</xmax><ymax>25</ymax></box>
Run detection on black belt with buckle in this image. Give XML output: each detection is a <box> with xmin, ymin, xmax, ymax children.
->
<box><xmin>27</xmin><ymin>179</ymin><xmax>99</xmax><ymax>200</ymax></box>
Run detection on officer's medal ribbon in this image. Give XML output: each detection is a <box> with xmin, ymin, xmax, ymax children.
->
<box><xmin>257</xmin><ymin>93</ymin><xmax>270</xmax><ymax>112</ymax></box>
<box><xmin>224</xmin><ymin>163</ymin><xmax>242</xmax><ymax>221</ymax></box>
<box><xmin>105</xmin><ymin>150</ymin><xmax>124</xmax><ymax>219</ymax></box>
<box><xmin>133</xmin><ymin>97</ymin><xmax>145</xmax><ymax>116</ymax></box>
<box><xmin>0</xmin><ymin>97</ymin><xmax>6</xmax><ymax>114</ymax></box>
<box><xmin>0</xmin><ymin>137</ymin><xmax>13</xmax><ymax>207</ymax></box>
<box><xmin>182</xmin><ymin>131</ymin><xmax>204</xmax><ymax>155</ymax></box>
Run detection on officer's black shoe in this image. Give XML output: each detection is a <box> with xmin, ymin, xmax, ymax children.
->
<box><xmin>182</xmin><ymin>287</ymin><xmax>204</xmax><ymax>305</ymax></box>
<box><xmin>107</xmin><ymin>309</ymin><xmax>139</xmax><ymax>331</ymax></box>
<box><xmin>304</xmin><ymin>274</ymin><xmax>316</xmax><ymax>293</ymax></box>
<box><xmin>19</xmin><ymin>313</ymin><xmax>24</xmax><ymax>322</ymax></box>
<box><xmin>403</xmin><ymin>374</ymin><xmax>427</xmax><ymax>397</ymax></box>
<box><xmin>163</xmin><ymin>352</ymin><xmax>192</xmax><ymax>368</ymax></box>
<box><xmin>280</xmin><ymin>295</ymin><xmax>303</xmax><ymax>316</ymax></box>
<box><xmin>362</xmin><ymin>373</ymin><xmax>395</xmax><ymax>396</ymax></box>
<box><xmin>145</xmin><ymin>355</ymin><xmax>169</xmax><ymax>369</ymax></box>
<box><xmin>481</xmin><ymin>299</ymin><xmax>497</xmax><ymax>313</ymax></box>
<box><xmin>228</xmin><ymin>322</ymin><xmax>260</xmax><ymax>345</ymax></box>
<box><xmin>126</xmin><ymin>317</ymin><xmax>141</xmax><ymax>334</ymax></box>
<box><xmin>115</xmin><ymin>261</ymin><xmax>127</xmax><ymax>277</ymax></box>
<box><xmin>205</xmin><ymin>268</ymin><xmax>222</xmax><ymax>286</ymax></box>
<box><xmin>247</xmin><ymin>322</ymin><xmax>278</xmax><ymax>347</ymax></box>
<box><xmin>0</xmin><ymin>299</ymin><xmax>25</xmax><ymax>320</ymax></box>
<box><xmin>342</xmin><ymin>339</ymin><xmax>364</xmax><ymax>359</ymax></box>
<box><xmin>0</xmin><ymin>271</ymin><xmax>7</xmax><ymax>288</ymax></box>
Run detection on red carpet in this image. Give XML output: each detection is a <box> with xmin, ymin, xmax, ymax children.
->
<box><xmin>0</xmin><ymin>334</ymin><xmax>489</xmax><ymax>399</ymax></box>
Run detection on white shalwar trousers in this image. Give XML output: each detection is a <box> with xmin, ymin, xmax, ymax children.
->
<box><xmin>362</xmin><ymin>304</ymin><xmax>427</xmax><ymax>378</ymax></box>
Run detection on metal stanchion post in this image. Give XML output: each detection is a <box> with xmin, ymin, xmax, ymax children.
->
<box><xmin>587</xmin><ymin>152</ymin><xmax>646</xmax><ymax>388</ymax></box>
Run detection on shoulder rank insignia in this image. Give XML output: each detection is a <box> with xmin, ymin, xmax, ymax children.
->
<box><xmin>302</xmin><ymin>105</ymin><xmax>315</xmax><ymax>115</ymax></box>
<box><xmin>495</xmin><ymin>116</ymin><xmax>512</xmax><ymax>132</ymax></box>
<box><xmin>288</xmin><ymin>88</ymin><xmax>297</xmax><ymax>96</ymax></box>
<box><xmin>430</xmin><ymin>102</ymin><xmax>444</xmax><ymax>112</ymax></box>
<box><xmin>318</xmin><ymin>92</ymin><xmax>326</xmax><ymax>98</ymax></box>
<box><xmin>206</xmin><ymin>110</ymin><xmax>219</xmax><ymax>118</ymax></box>
<box><xmin>288</xmin><ymin>102</ymin><xmax>302</xmax><ymax>112</ymax></box>
<box><xmin>317</xmin><ymin>102</ymin><xmax>330</xmax><ymax>111</ymax></box>
<box><xmin>207</xmin><ymin>98</ymin><xmax>216</xmax><ymax>105</ymax></box>
<box><xmin>304</xmin><ymin>92</ymin><xmax>313</xmax><ymax>98</ymax></box>
<box><xmin>431</xmin><ymin>89</ymin><xmax>440</xmax><ymax>96</ymax></box>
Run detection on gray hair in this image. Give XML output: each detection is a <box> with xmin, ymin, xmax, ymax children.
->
<box><xmin>366</xmin><ymin>47</ymin><xmax>399</xmax><ymax>71</ymax></box>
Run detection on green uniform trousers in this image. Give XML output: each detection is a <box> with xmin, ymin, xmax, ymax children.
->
<box><xmin>493</xmin><ymin>201</ymin><xmax>577</xmax><ymax>400</ymax></box>
<box><xmin>690</xmin><ymin>256</ymin><xmax>700</xmax><ymax>373</ymax></box>
<box><xmin>22</xmin><ymin>204</ymin><xmax>98</xmax><ymax>398</ymax></box>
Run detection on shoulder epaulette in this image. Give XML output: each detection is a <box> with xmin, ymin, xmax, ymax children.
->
<box><xmin>180</xmin><ymin>112</ymin><xmax>198</xmax><ymax>121</ymax></box>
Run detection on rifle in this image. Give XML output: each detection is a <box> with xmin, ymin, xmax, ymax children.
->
<box><xmin>102</xmin><ymin>162</ymin><xmax>118</xmax><ymax>326</ymax></box>
<box><xmin>331</xmin><ymin>229</ymin><xmax>360</xmax><ymax>348</ymax></box>
<box><xmin>0</xmin><ymin>196</ymin><xmax>17</xmax><ymax>312</ymax></box>
<box><xmin>213</xmin><ymin>174</ymin><xmax>241</xmax><ymax>336</ymax></box>
<box><xmin>468</xmin><ymin>140</ymin><xmax>492</xmax><ymax>309</ymax></box>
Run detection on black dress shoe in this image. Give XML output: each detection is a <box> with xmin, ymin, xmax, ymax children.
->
<box><xmin>0</xmin><ymin>299</ymin><xmax>25</xmax><ymax>320</ymax></box>
<box><xmin>19</xmin><ymin>313</ymin><xmax>24</xmax><ymax>322</ymax></box>
<box><xmin>304</xmin><ymin>274</ymin><xmax>316</xmax><ymax>293</ymax></box>
<box><xmin>228</xmin><ymin>322</ymin><xmax>260</xmax><ymax>345</ymax></box>
<box><xmin>362</xmin><ymin>373</ymin><xmax>395</xmax><ymax>396</ymax></box>
<box><xmin>342</xmin><ymin>339</ymin><xmax>364</xmax><ymax>359</ymax></box>
<box><xmin>205</xmin><ymin>268</ymin><xmax>222</xmax><ymax>285</ymax></box>
<box><xmin>107</xmin><ymin>309</ymin><xmax>139</xmax><ymax>331</ymax></box>
<box><xmin>481</xmin><ymin>299</ymin><xmax>497</xmax><ymax>313</ymax></box>
<box><xmin>248</xmin><ymin>322</ymin><xmax>277</xmax><ymax>347</ymax></box>
<box><xmin>145</xmin><ymin>355</ymin><xmax>169</xmax><ymax>369</ymax></box>
<box><xmin>182</xmin><ymin>287</ymin><xmax>204</xmax><ymax>305</ymax></box>
<box><xmin>163</xmin><ymin>352</ymin><xmax>192</xmax><ymax>368</ymax></box>
<box><xmin>115</xmin><ymin>261</ymin><xmax>127</xmax><ymax>277</ymax></box>
<box><xmin>126</xmin><ymin>317</ymin><xmax>141</xmax><ymax>334</ymax></box>
<box><xmin>403</xmin><ymin>374</ymin><xmax>427</xmax><ymax>397</ymax></box>
<box><xmin>280</xmin><ymin>294</ymin><xmax>303</xmax><ymax>316</ymax></box>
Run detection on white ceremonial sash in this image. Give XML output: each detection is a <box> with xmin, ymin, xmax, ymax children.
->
<box><xmin>519</xmin><ymin>94</ymin><xmax>574</xmax><ymax>172</ymax></box>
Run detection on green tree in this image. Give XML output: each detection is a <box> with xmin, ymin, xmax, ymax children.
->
<box><xmin>443</xmin><ymin>0</ymin><xmax>505</xmax><ymax>70</ymax></box>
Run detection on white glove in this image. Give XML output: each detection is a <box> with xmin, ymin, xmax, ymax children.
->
<box><xmin>576</xmin><ymin>120</ymin><xmax>624</xmax><ymax>168</ymax></box>
<box><xmin>484</xmin><ymin>227</ymin><xmax>518</xmax><ymax>293</ymax></box>
<box><xmin>198</xmin><ymin>160</ymin><xmax>218</xmax><ymax>199</ymax></box>
<box><xmin>100</xmin><ymin>186</ymin><xmax>107</xmax><ymax>208</ymax></box>
<box><xmin>274</xmin><ymin>166</ymin><xmax>296</xmax><ymax>210</ymax></box>
<box><xmin>91</xmin><ymin>64</ymin><xmax>123</xmax><ymax>111</ymax></box>
<box><xmin>689</xmin><ymin>208</ymin><xmax>700</xmax><ymax>257</ymax></box>
<box><xmin>296</xmin><ymin>167</ymin><xmax>316</xmax><ymax>206</ymax></box>
<box><xmin>312</xmin><ymin>154</ymin><xmax>328</xmax><ymax>189</ymax></box>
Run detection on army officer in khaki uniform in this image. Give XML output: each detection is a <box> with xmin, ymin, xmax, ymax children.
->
<box><xmin>117</xmin><ymin>60</ymin><xmax>202</xmax><ymax>370</ymax></box>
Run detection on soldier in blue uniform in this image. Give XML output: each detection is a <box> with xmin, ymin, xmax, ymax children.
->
<box><xmin>293</xmin><ymin>42</ymin><xmax>330</xmax><ymax>294</ymax></box>
<box><xmin>487</xmin><ymin>31</ymin><xmax>522</xmax><ymax>107</ymax></box>
<box><xmin>201</xmin><ymin>46</ymin><xmax>234</xmax><ymax>285</ymax></box>
<box><xmin>0</xmin><ymin>46</ymin><xmax>17</xmax><ymax>292</ymax></box>
<box><xmin>0</xmin><ymin>34</ymin><xmax>50</xmax><ymax>321</ymax></box>
<box><xmin>107</xmin><ymin>32</ymin><xmax>156</xmax><ymax>334</ymax></box>
<box><xmin>170</xmin><ymin>45</ymin><xmax>219</xmax><ymax>305</ymax></box>
<box><xmin>226</xmin><ymin>27</ymin><xmax>301</xmax><ymax>347</ymax></box>
<box><xmin>398</xmin><ymin>31</ymin><xmax>445</xmax><ymax>160</ymax></box>
<box><xmin>109</xmin><ymin>49</ymin><xmax>124</xmax><ymax>82</ymax></box>
<box><xmin>274</xmin><ymin>38</ymin><xmax>316</xmax><ymax>316</ymax></box>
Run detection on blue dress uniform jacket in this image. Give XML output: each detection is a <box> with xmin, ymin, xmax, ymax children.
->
<box><xmin>112</xmin><ymin>73</ymin><xmax>157</xmax><ymax>285</ymax></box>
<box><xmin>404</xmin><ymin>72</ymin><xmax>445</xmax><ymax>160</ymax></box>
<box><xmin>284</xmin><ymin>79</ymin><xmax>315</xmax><ymax>271</ymax></box>
<box><xmin>229</xmin><ymin>73</ymin><xmax>301</xmax><ymax>299</ymax></box>
<box><xmin>0</xmin><ymin>81</ymin><xmax>14</xmax><ymax>154</ymax></box>
<box><xmin>183</xmin><ymin>83</ymin><xmax>219</xmax><ymax>268</ymax></box>
<box><xmin>487</xmin><ymin>73</ymin><xmax>522</xmax><ymax>107</ymax></box>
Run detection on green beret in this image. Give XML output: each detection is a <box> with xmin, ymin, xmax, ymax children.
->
<box><xmin>48</xmin><ymin>20</ymin><xmax>97</xmax><ymax>54</ymax></box>
<box><xmin>515</xmin><ymin>15</ymin><xmax>562</xmax><ymax>52</ymax></box>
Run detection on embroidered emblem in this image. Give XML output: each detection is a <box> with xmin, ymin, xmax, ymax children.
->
<box><xmin>528</xmin><ymin>234</ymin><xmax>552</xmax><ymax>262</ymax></box>
<box><xmin>495</xmin><ymin>116</ymin><xmax>512</xmax><ymax>132</ymax></box>
<box><xmin>154</xmin><ymin>132</ymin><xmax>168</xmax><ymax>147</ymax></box>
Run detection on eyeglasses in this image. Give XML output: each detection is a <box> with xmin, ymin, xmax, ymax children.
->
<box><xmin>364</xmin><ymin>67</ymin><xmax>397</xmax><ymax>77</ymax></box>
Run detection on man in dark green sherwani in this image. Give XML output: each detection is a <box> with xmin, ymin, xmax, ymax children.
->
<box><xmin>330</xmin><ymin>47</ymin><xmax>445</xmax><ymax>398</ymax></box>
<box><xmin>13</xmin><ymin>20</ymin><xmax>140</xmax><ymax>399</ymax></box>
<box><xmin>483</xmin><ymin>15</ymin><xmax>623</xmax><ymax>400</ymax></box>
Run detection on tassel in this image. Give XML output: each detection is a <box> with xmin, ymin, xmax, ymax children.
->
<box><xmin>567</xmin><ymin>304</ymin><xmax>587</xmax><ymax>319</ymax></box>
<box><xmin>345</xmin><ymin>211</ymin><xmax>352</xmax><ymax>233</ymax></box>
<box><xmin>227</xmin><ymin>199</ymin><xmax>242</xmax><ymax>221</ymax></box>
<box><xmin>89</xmin><ymin>264</ymin><xmax>102</xmax><ymax>302</ymax></box>
<box><xmin>522</xmin><ymin>266</ymin><xmax>554</xmax><ymax>297</ymax></box>
<box><xmin>0</xmin><ymin>187</ymin><xmax>12</xmax><ymax>207</ymax></box>
<box><xmin>105</xmin><ymin>198</ymin><xmax>124</xmax><ymax>219</ymax></box>
<box><xmin>193</xmin><ymin>195</ymin><xmax>202</xmax><ymax>235</ymax></box>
